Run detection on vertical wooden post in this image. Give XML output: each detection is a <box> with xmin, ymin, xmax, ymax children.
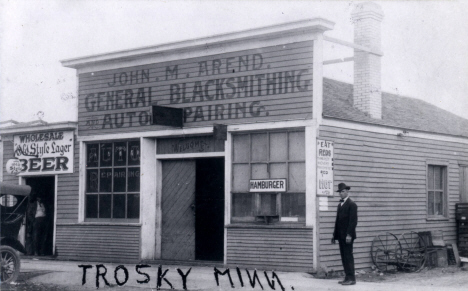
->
<box><xmin>224</xmin><ymin>131</ymin><xmax>232</xmax><ymax>265</ymax></box>
<box><xmin>306</xmin><ymin>123</ymin><xmax>318</xmax><ymax>269</ymax></box>
<box><xmin>140</xmin><ymin>137</ymin><xmax>157</xmax><ymax>259</ymax></box>
<box><xmin>311</xmin><ymin>31</ymin><xmax>325</xmax><ymax>271</ymax></box>
<box><xmin>78</xmin><ymin>141</ymin><xmax>85</xmax><ymax>223</ymax></box>
<box><xmin>53</xmin><ymin>175</ymin><xmax>58</xmax><ymax>255</ymax></box>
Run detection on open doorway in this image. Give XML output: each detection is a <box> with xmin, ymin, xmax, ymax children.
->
<box><xmin>195</xmin><ymin>158</ymin><xmax>225</xmax><ymax>261</ymax></box>
<box><xmin>160</xmin><ymin>158</ymin><xmax>224</xmax><ymax>262</ymax></box>
<box><xmin>25</xmin><ymin>176</ymin><xmax>55</xmax><ymax>256</ymax></box>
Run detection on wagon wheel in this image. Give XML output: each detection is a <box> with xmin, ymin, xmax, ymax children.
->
<box><xmin>397</xmin><ymin>231</ymin><xmax>427</xmax><ymax>272</ymax></box>
<box><xmin>371</xmin><ymin>232</ymin><xmax>402</xmax><ymax>272</ymax></box>
<box><xmin>0</xmin><ymin>246</ymin><xmax>21</xmax><ymax>284</ymax></box>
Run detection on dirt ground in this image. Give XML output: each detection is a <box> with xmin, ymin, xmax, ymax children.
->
<box><xmin>317</xmin><ymin>265</ymin><xmax>468</xmax><ymax>288</ymax></box>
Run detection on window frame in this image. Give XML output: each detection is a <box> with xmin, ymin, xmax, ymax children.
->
<box><xmin>426</xmin><ymin>160</ymin><xmax>449</xmax><ymax>220</ymax></box>
<box><xmin>231</xmin><ymin>130</ymin><xmax>306</xmax><ymax>224</ymax></box>
<box><xmin>84</xmin><ymin>139</ymin><xmax>141</xmax><ymax>223</ymax></box>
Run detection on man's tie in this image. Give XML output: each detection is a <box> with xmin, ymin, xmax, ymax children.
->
<box><xmin>339</xmin><ymin>199</ymin><xmax>344</xmax><ymax>202</ymax></box>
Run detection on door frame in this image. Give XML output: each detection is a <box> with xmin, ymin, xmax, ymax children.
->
<box><xmin>155</xmin><ymin>152</ymin><xmax>225</xmax><ymax>260</ymax></box>
<box><xmin>460</xmin><ymin>164</ymin><xmax>468</xmax><ymax>203</ymax></box>
<box><xmin>19</xmin><ymin>175</ymin><xmax>58</xmax><ymax>256</ymax></box>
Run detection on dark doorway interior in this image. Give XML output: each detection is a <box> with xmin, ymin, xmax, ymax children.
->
<box><xmin>195</xmin><ymin>158</ymin><xmax>225</xmax><ymax>261</ymax></box>
<box><xmin>25</xmin><ymin>176</ymin><xmax>55</xmax><ymax>256</ymax></box>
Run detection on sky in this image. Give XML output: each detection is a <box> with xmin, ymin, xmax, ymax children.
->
<box><xmin>1</xmin><ymin>0</ymin><xmax>468</xmax><ymax>123</ymax></box>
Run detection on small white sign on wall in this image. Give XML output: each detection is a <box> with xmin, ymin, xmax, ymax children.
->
<box><xmin>319</xmin><ymin>196</ymin><xmax>329</xmax><ymax>211</ymax></box>
<box><xmin>317</xmin><ymin>139</ymin><xmax>334</xmax><ymax>196</ymax></box>
<box><xmin>249</xmin><ymin>179</ymin><xmax>287</xmax><ymax>192</ymax></box>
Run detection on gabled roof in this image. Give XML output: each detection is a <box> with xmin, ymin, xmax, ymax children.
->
<box><xmin>323</xmin><ymin>78</ymin><xmax>468</xmax><ymax>138</ymax></box>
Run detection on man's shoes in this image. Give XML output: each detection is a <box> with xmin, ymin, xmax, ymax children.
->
<box><xmin>341</xmin><ymin>280</ymin><xmax>356</xmax><ymax>285</ymax></box>
<box><xmin>338</xmin><ymin>279</ymin><xmax>346</xmax><ymax>284</ymax></box>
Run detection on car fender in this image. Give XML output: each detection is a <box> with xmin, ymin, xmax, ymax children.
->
<box><xmin>1</xmin><ymin>237</ymin><xmax>26</xmax><ymax>254</ymax></box>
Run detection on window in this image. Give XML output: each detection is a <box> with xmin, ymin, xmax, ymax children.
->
<box><xmin>231</xmin><ymin>131</ymin><xmax>305</xmax><ymax>223</ymax></box>
<box><xmin>427</xmin><ymin>164</ymin><xmax>447</xmax><ymax>218</ymax></box>
<box><xmin>0</xmin><ymin>195</ymin><xmax>17</xmax><ymax>207</ymax></box>
<box><xmin>85</xmin><ymin>140</ymin><xmax>140</xmax><ymax>221</ymax></box>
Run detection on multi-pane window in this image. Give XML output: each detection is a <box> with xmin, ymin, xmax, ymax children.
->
<box><xmin>85</xmin><ymin>140</ymin><xmax>140</xmax><ymax>221</ymax></box>
<box><xmin>427</xmin><ymin>165</ymin><xmax>447</xmax><ymax>218</ymax></box>
<box><xmin>231</xmin><ymin>131</ymin><xmax>305</xmax><ymax>222</ymax></box>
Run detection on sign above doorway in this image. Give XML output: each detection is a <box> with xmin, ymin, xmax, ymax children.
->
<box><xmin>13</xmin><ymin>130</ymin><xmax>74</xmax><ymax>175</ymax></box>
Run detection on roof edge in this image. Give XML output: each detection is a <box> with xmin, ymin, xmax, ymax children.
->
<box><xmin>61</xmin><ymin>18</ymin><xmax>334</xmax><ymax>69</ymax></box>
<box><xmin>323</xmin><ymin>115</ymin><xmax>468</xmax><ymax>141</ymax></box>
<box><xmin>0</xmin><ymin>121</ymin><xmax>77</xmax><ymax>135</ymax></box>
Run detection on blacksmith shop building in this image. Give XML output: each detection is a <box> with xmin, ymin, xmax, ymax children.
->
<box><xmin>2</xmin><ymin>3</ymin><xmax>468</xmax><ymax>272</ymax></box>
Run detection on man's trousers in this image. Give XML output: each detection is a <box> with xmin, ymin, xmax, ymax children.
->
<box><xmin>338</xmin><ymin>239</ymin><xmax>355</xmax><ymax>281</ymax></box>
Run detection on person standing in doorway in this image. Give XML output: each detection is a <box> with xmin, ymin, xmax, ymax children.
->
<box><xmin>331</xmin><ymin>183</ymin><xmax>358</xmax><ymax>285</ymax></box>
<box><xmin>34</xmin><ymin>197</ymin><xmax>47</xmax><ymax>256</ymax></box>
<box><xmin>25</xmin><ymin>192</ymin><xmax>37</xmax><ymax>255</ymax></box>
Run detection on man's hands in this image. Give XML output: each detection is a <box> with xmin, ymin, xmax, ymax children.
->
<box><xmin>331</xmin><ymin>236</ymin><xmax>352</xmax><ymax>244</ymax></box>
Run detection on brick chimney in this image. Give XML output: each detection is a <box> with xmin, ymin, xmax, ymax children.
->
<box><xmin>351</xmin><ymin>2</ymin><xmax>384</xmax><ymax>119</ymax></box>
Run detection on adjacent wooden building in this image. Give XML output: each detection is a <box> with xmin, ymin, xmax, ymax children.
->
<box><xmin>2</xmin><ymin>2</ymin><xmax>468</xmax><ymax>273</ymax></box>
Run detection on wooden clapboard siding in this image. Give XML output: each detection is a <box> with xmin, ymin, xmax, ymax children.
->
<box><xmin>55</xmin><ymin>224</ymin><xmax>140</xmax><ymax>262</ymax></box>
<box><xmin>2</xmin><ymin>141</ymin><xmax>17</xmax><ymax>183</ymax></box>
<box><xmin>78</xmin><ymin>42</ymin><xmax>313</xmax><ymax>85</ymax></box>
<box><xmin>318</xmin><ymin>125</ymin><xmax>467</xmax><ymax>271</ymax></box>
<box><xmin>161</xmin><ymin>160</ymin><xmax>196</xmax><ymax>260</ymax></box>
<box><xmin>77</xmin><ymin>41</ymin><xmax>314</xmax><ymax>136</ymax></box>
<box><xmin>226</xmin><ymin>227</ymin><xmax>313</xmax><ymax>272</ymax></box>
<box><xmin>56</xmin><ymin>136</ymin><xmax>80</xmax><ymax>224</ymax></box>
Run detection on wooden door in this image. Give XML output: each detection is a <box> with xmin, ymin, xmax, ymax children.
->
<box><xmin>161</xmin><ymin>160</ymin><xmax>196</xmax><ymax>260</ymax></box>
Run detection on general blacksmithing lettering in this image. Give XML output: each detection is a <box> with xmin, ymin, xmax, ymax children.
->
<box><xmin>84</xmin><ymin>86</ymin><xmax>152</xmax><ymax>129</ymax></box>
<box><xmin>85</xmin><ymin>87</ymin><xmax>152</xmax><ymax>112</ymax></box>
<box><xmin>173</xmin><ymin>68</ymin><xmax>311</xmax><ymax>123</ymax></box>
<box><xmin>170</xmin><ymin>69</ymin><xmax>311</xmax><ymax>104</ymax></box>
<box><xmin>80</xmin><ymin>50</ymin><xmax>312</xmax><ymax>130</ymax></box>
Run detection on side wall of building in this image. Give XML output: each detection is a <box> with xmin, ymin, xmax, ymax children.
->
<box><xmin>318</xmin><ymin>125</ymin><xmax>467</xmax><ymax>271</ymax></box>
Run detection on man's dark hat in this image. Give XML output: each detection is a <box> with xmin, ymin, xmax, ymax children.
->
<box><xmin>336</xmin><ymin>183</ymin><xmax>351</xmax><ymax>192</ymax></box>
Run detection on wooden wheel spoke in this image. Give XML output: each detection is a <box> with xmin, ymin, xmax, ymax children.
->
<box><xmin>378</xmin><ymin>236</ymin><xmax>386</xmax><ymax>248</ymax></box>
<box><xmin>0</xmin><ymin>246</ymin><xmax>20</xmax><ymax>283</ymax></box>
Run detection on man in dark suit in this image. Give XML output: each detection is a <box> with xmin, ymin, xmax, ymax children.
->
<box><xmin>331</xmin><ymin>183</ymin><xmax>358</xmax><ymax>285</ymax></box>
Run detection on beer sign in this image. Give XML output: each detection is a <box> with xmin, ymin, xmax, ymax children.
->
<box><xmin>317</xmin><ymin>140</ymin><xmax>334</xmax><ymax>196</ymax></box>
<box><xmin>13</xmin><ymin>131</ymin><xmax>74</xmax><ymax>175</ymax></box>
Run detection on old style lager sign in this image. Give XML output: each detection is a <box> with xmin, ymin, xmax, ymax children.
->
<box><xmin>317</xmin><ymin>140</ymin><xmax>334</xmax><ymax>196</ymax></box>
<box><xmin>13</xmin><ymin>131</ymin><xmax>74</xmax><ymax>175</ymax></box>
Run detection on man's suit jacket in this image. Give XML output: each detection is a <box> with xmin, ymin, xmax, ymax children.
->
<box><xmin>333</xmin><ymin>198</ymin><xmax>358</xmax><ymax>240</ymax></box>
